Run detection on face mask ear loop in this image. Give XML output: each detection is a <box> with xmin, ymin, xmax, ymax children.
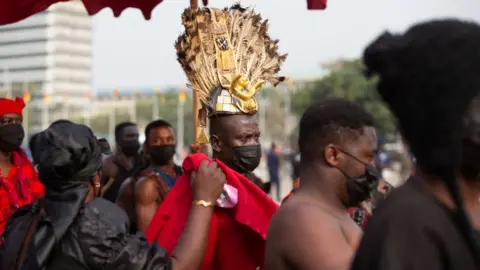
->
<box><xmin>337</xmin><ymin>148</ymin><xmax>370</xmax><ymax>167</ymax></box>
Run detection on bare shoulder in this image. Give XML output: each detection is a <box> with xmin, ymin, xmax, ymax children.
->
<box><xmin>267</xmin><ymin>199</ymin><xmax>355</xmax><ymax>270</ymax></box>
<box><xmin>117</xmin><ymin>177</ymin><xmax>133</xmax><ymax>203</ymax></box>
<box><xmin>269</xmin><ymin>199</ymin><xmax>336</xmax><ymax>235</ymax></box>
<box><xmin>134</xmin><ymin>175</ymin><xmax>159</xmax><ymax>204</ymax></box>
<box><xmin>101</xmin><ymin>155</ymin><xmax>118</xmax><ymax>177</ymax></box>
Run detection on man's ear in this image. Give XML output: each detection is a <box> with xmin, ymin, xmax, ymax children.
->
<box><xmin>210</xmin><ymin>134</ymin><xmax>222</xmax><ymax>153</ymax></box>
<box><xmin>324</xmin><ymin>144</ymin><xmax>341</xmax><ymax>167</ymax></box>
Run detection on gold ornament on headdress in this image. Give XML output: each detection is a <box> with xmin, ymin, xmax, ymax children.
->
<box><xmin>175</xmin><ymin>4</ymin><xmax>287</xmax><ymax>144</ymax></box>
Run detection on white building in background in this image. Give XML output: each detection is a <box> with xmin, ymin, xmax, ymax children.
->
<box><xmin>0</xmin><ymin>1</ymin><xmax>93</xmax><ymax>132</ymax></box>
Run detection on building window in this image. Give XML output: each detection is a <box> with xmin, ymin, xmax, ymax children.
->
<box><xmin>0</xmin><ymin>50</ymin><xmax>92</xmax><ymax>59</ymax></box>
<box><xmin>0</xmin><ymin>52</ymin><xmax>48</xmax><ymax>60</ymax></box>
<box><xmin>0</xmin><ymin>37</ymin><xmax>91</xmax><ymax>46</ymax></box>
<box><xmin>0</xmin><ymin>24</ymin><xmax>49</xmax><ymax>32</ymax></box>
<box><xmin>9</xmin><ymin>66</ymin><xmax>47</xmax><ymax>72</ymax></box>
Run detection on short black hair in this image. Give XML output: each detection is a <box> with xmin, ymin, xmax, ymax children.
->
<box><xmin>114</xmin><ymin>122</ymin><xmax>136</xmax><ymax>140</ymax></box>
<box><xmin>271</xmin><ymin>142</ymin><xmax>276</xmax><ymax>150</ymax></box>
<box><xmin>144</xmin><ymin>119</ymin><xmax>174</xmax><ymax>142</ymax></box>
<box><xmin>364</xmin><ymin>19</ymin><xmax>480</xmax><ymax>257</ymax></box>
<box><xmin>299</xmin><ymin>98</ymin><xmax>374</xmax><ymax>161</ymax></box>
<box><xmin>208</xmin><ymin>114</ymin><xmax>229</xmax><ymax>138</ymax></box>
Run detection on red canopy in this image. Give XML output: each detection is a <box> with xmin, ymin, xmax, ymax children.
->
<box><xmin>307</xmin><ymin>0</ymin><xmax>327</xmax><ymax>10</ymax></box>
<box><xmin>1</xmin><ymin>0</ymin><xmax>325</xmax><ymax>26</ymax></box>
<box><xmin>0</xmin><ymin>0</ymin><xmax>164</xmax><ymax>25</ymax></box>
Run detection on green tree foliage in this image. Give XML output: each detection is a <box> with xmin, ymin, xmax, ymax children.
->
<box><xmin>291</xmin><ymin>59</ymin><xmax>396</xmax><ymax>137</ymax></box>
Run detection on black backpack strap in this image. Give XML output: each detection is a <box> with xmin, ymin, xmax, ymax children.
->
<box><xmin>14</xmin><ymin>208</ymin><xmax>45</xmax><ymax>270</ymax></box>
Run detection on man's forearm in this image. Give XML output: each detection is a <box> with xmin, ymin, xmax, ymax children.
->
<box><xmin>170</xmin><ymin>206</ymin><xmax>214</xmax><ymax>270</ymax></box>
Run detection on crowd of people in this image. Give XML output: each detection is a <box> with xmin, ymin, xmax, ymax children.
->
<box><xmin>0</xmin><ymin>4</ymin><xmax>479</xmax><ymax>270</ymax></box>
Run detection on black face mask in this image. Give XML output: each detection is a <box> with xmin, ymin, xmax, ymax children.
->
<box><xmin>121</xmin><ymin>140</ymin><xmax>140</xmax><ymax>157</ymax></box>
<box><xmin>0</xmin><ymin>124</ymin><xmax>25</xmax><ymax>152</ymax></box>
<box><xmin>228</xmin><ymin>144</ymin><xmax>262</xmax><ymax>173</ymax></box>
<box><xmin>337</xmin><ymin>150</ymin><xmax>381</xmax><ymax>207</ymax></box>
<box><xmin>149</xmin><ymin>145</ymin><xmax>176</xmax><ymax>166</ymax></box>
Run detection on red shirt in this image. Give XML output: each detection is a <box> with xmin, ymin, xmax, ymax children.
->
<box><xmin>0</xmin><ymin>149</ymin><xmax>44</xmax><ymax>237</ymax></box>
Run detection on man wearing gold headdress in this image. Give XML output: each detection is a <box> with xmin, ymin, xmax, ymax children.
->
<box><xmin>178</xmin><ymin>4</ymin><xmax>287</xmax><ymax>191</ymax></box>
<box><xmin>145</xmin><ymin>5</ymin><xmax>284</xmax><ymax>269</ymax></box>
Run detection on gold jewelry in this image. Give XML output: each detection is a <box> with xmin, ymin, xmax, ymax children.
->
<box><xmin>192</xmin><ymin>200</ymin><xmax>215</xmax><ymax>207</ymax></box>
<box><xmin>176</xmin><ymin>5</ymin><xmax>286</xmax><ymax>144</ymax></box>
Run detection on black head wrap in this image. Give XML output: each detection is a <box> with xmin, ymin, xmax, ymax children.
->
<box><xmin>363</xmin><ymin>19</ymin><xmax>480</xmax><ymax>260</ymax></box>
<box><xmin>32</xmin><ymin>121</ymin><xmax>102</xmax><ymax>243</ymax></box>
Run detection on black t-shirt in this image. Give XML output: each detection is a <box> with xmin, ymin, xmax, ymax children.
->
<box><xmin>351</xmin><ymin>178</ymin><xmax>478</xmax><ymax>270</ymax></box>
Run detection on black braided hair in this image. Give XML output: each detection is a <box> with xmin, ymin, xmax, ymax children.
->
<box><xmin>363</xmin><ymin>19</ymin><xmax>480</xmax><ymax>260</ymax></box>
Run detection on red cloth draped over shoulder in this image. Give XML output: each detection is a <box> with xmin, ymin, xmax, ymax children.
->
<box><xmin>0</xmin><ymin>0</ymin><xmax>163</xmax><ymax>25</ymax></box>
<box><xmin>145</xmin><ymin>153</ymin><xmax>279</xmax><ymax>270</ymax></box>
<box><xmin>0</xmin><ymin>149</ymin><xmax>44</xmax><ymax>239</ymax></box>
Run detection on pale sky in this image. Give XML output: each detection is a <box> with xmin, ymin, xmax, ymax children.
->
<box><xmin>92</xmin><ymin>0</ymin><xmax>480</xmax><ymax>90</ymax></box>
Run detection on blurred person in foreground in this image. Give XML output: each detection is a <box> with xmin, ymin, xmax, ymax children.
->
<box><xmin>266</xmin><ymin>98</ymin><xmax>380</xmax><ymax>270</ymax></box>
<box><xmin>117</xmin><ymin>119</ymin><xmax>182</xmax><ymax>232</ymax></box>
<box><xmin>102</xmin><ymin>122</ymin><xmax>146</xmax><ymax>202</ymax></box>
<box><xmin>145</xmin><ymin>5</ymin><xmax>281</xmax><ymax>270</ymax></box>
<box><xmin>352</xmin><ymin>19</ymin><xmax>480</xmax><ymax>270</ymax></box>
<box><xmin>0</xmin><ymin>97</ymin><xmax>44</xmax><ymax>239</ymax></box>
<box><xmin>0</xmin><ymin>121</ymin><xmax>226</xmax><ymax>269</ymax></box>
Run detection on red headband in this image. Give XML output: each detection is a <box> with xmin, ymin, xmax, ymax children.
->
<box><xmin>0</xmin><ymin>97</ymin><xmax>25</xmax><ymax>117</ymax></box>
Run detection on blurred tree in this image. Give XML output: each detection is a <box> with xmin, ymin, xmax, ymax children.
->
<box><xmin>83</xmin><ymin>89</ymin><xmax>195</xmax><ymax>146</ymax></box>
<box><xmin>291</xmin><ymin>59</ymin><xmax>396</xmax><ymax>137</ymax></box>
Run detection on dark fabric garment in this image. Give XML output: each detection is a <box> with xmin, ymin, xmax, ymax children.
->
<box><xmin>267</xmin><ymin>151</ymin><xmax>279</xmax><ymax>183</ymax></box>
<box><xmin>0</xmin><ymin>204</ymin><xmax>43</xmax><ymax>270</ymax></box>
<box><xmin>30</xmin><ymin>122</ymin><xmax>103</xmax><ymax>261</ymax></box>
<box><xmin>150</xmin><ymin>165</ymin><xmax>182</xmax><ymax>189</ymax></box>
<box><xmin>291</xmin><ymin>153</ymin><xmax>300</xmax><ymax>180</ymax></box>
<box><xmin>351</xmin><ymin>179</ymin><xmax>478</xmax><ymax>270</ymax></box>
<box><xmin>103</xmin><ymin>154</ymin><xmax>148</xmax><ymax>203</ymax></box>
<box><xmin>0</xmin><ymin>198</ymin><xmax>171</xmax><ymax>269</ymax></box>
<box><xmin>244</xmin><ymin>172</ymin><xmax>271</xmax><ymax>194</ymax></box>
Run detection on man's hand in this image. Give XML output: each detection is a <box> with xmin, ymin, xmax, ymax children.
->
<box><xmin>190</xmin><ymin>160</ymin><xmax>226</xmax><ymax>202</ymax></box>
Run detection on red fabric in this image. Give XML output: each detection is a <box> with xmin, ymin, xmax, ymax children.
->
<box><xmin>0</xmin><ymin>149</ymin><xmax>44</xmax><ymax>238</ymax></box>
<box><xmin>0</xmin><ymin>0</ymin><xmax>164</xmax><ymax>25</ymax></box>
<box><xmin>347</xmin><ymin>207</ymin><xmax>370</xmax><ymax>229</ymax></box>
<box><xmin>307</xmin><ymin>0</ymin><xmax>327</xmax><ymax>10</ymax></box>
<box><xmin>145</xmin><ymin>153</ymin><xmax>278</xmax><ymax>270</ymax></box>
<box><xmin>0</xmin><ymin>98</ymin><xmax>25</xmax><ymax>117</ymax></box>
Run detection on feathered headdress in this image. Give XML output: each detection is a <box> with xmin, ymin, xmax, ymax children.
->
<box><xmin>176</xmin><ymin>4</ymin><xmax>287</xmax><ymax>143</ymax></box>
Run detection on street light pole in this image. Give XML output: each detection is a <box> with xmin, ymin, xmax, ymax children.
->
<box><xmin>153</xmin><ymin>88</ymin><xmax>160</xmax><ymax>120</ymax></box>
<box><xmin>2</xmin><ymin>67</ymin><xmax>12</xmax><ymax>99</ymax></box>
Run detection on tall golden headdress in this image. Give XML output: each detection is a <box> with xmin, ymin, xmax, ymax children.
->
<box><xmin>176</xmin><ymin>4</ymin><xmax>287</xmax><ymax>144</ymax></box>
